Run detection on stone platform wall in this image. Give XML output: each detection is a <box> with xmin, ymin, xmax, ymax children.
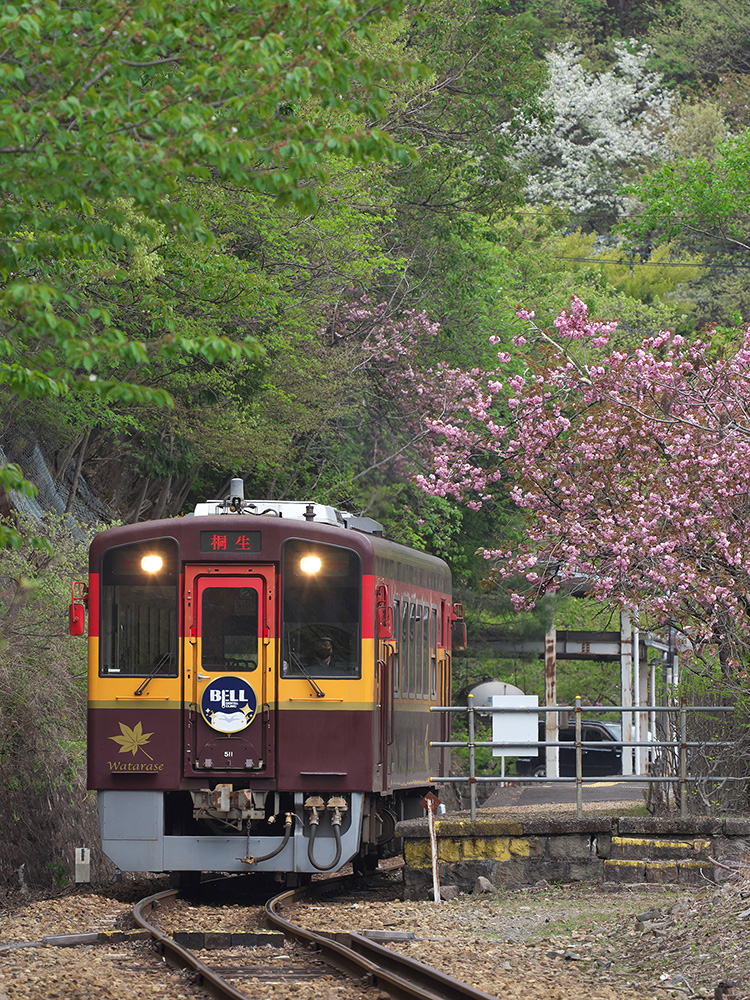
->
<box><xmin>396</xmin><ymin>815</ymin><xmax>750</xmax><ymax>899</ymax></box>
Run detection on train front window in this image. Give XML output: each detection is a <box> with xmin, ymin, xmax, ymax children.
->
<box><xmin>100</xmin><ymin>539</ymin><xmax>178</xmax><ymax>677</ymax></box>
<box><xmin>281</xmin><ymin>540</ymin><xmax>361</xmax><ymax>678</ymax></box>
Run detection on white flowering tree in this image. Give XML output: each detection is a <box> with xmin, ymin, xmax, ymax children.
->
<box><xmin>513</xmin><ymin>42</ymin><xmax>673</xmax><ymax>228</ymax></box>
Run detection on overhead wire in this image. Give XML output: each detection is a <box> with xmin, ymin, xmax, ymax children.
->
<box><xmin>548</xmin><ymin>255</ymin><xmax>750</xmax><ymax>269</ymax></box>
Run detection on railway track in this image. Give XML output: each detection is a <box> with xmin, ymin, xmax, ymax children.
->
<box><xmin>133</xmin><ymin>867</ymin><xmax>500</xmax><ymax>1000</ymax></box>
<box><xmin>4</xmin><ymin>866</ymin><xmax>695</xmax><ymax>1000</ymax></box>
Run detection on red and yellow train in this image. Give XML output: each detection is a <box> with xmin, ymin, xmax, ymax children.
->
<box><xmin>72</xmin><ymin>482</ymin><xmax>459</xmax><ymax>878</ymax></box>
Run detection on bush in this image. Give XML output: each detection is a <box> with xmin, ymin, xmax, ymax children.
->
<box><xmin>0</xmin><ymin>514</ymin><xmax>112</xmax><ymax>890</ymax></box>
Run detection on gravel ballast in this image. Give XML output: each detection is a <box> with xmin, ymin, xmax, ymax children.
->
<box><xmin>2</xmin><ymin>874</ymin><xmax>749</xmax><ymax>1000</ymax></box>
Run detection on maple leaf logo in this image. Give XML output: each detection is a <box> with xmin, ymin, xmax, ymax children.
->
<box><xmin>109</xmin><ymin>721</ymin><xmax>154</xmax><ymax>759</ymax></box>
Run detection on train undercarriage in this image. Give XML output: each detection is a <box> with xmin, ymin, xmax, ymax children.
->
<box><xmin>98</xmin><ymin>786</ymin><xmax>419</xmax><ymax>877</ymax></box>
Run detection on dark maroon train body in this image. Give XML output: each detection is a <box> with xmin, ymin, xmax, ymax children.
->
<box><xmin>78</xmin><ymin>487</ymin><xmax>458</xmax><ymax>876</ymax></box>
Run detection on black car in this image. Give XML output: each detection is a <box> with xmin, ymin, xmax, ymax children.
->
<box><xmin>514</xmin><ymin>721</ymin><xmax>621</xmax><ymax>777</ymax></box>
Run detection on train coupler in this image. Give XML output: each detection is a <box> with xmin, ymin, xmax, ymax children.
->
<box><xmin>327</xmin><ymin>796</ymin><xmax>348</xmax><ymax>826</ymax></box>
<box><xmin>303</xmin><ymin>795</ymin><xmax>326</xmax><ymax>826</ymax></box>
<box><xmin>191</xmin><ymin>785</ymin><xmax>266</xmax><ymax>829</ymax></box>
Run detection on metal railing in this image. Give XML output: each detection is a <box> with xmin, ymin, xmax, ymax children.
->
<box><xmin>430</xmin><ymin>696</ymin><xmax>735</xmax><ymax>820</ymax></box>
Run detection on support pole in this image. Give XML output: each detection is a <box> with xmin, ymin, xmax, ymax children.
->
<box><xmin>633</xmin><ymin>616</ymin><xmax>640</xmax><ymax>775</ymax></box>
<box><xmin>679</xmin><ymin>697</ymin><xmax>688</xmax><ymax>819</ymax></box>
<box><xmin>575</xmin><ymin>696</ymin><xmax>583</xmax><ymax>819</ymax></box>
<box><xmin>649</xmin><ymin>658</ymin><xmax>656</xmax><ymax>742</ymax></box>
<box><xmin>427</xmin><ymin>796</ymin><xmax>440</xmax><ymax>903</ymax></box>
<box><xmin>468</xmin><ymin>693</ymin><xmax>477</xmax><ymax>821</ymax></box>
<box><xmin>638</xmin><ymin>652</ymin><xmax>650</xmax><ymax>774</ymax></box>
<box><xmin>545</xmin><ymin>625</ymin><xmax>558</xmax><ymax>778</ymax></box>
<box><xmin>620</xmin><ymin>610</ymin><xmax>633</xmax><ymax>776</ymax></box>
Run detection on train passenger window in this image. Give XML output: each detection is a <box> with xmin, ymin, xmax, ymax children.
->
<box><xmin>281</xmin><ymin>540</ymin><xmax>361</xmax><ymax>678</ymax></box>
<box><xmin>200</xmin><ymin>589</ymin><xmax>259</xmax><ymax>671</ymax></box>
<box><xmin>404</xmin><ymin>602</ymin><xmax>417</xmax><ymax>698</ymax></box>
<box><xmin>100</xmin><ymin>539</ymin><xmax>178</xmax><ymax>676</ymax></box>
<box><xmin>400</xmin><ymin>601</ymin><xmax>409</xmax><ymax>696</ymax></box>
<box><xmin>415</xmin><ymin>603</ymin><xmax>424</xmax><ymax>699</ymax></box>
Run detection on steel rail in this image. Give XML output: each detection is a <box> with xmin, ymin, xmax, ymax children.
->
<box><xmin>133</xmin><ymin>866</ymin><xmax>498</xmax><ymax>1000</ymax></box>
<box><xmin>266</xmin><ymin>876</ymin><xmax>499</xmax><ymax>1000</ymax></box>
<box><xmin>133</xmin><ymin>887</ymin><xmax>250</xmax><ymax>1000</ymax></box>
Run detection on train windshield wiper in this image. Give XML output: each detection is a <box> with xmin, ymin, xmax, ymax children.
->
<box><xmin>134</xmin><ymin>651</ymin><xmax>173</xmax><ymax>696</ymax></box>
<box><xmin>288</xmin><ymin>648</ymin><xmax>326</xmax><ymax>698</ymax></box>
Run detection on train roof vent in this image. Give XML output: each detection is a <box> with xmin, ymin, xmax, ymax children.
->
<box><xmin>192</xmin><ymin>498</ymin><xmax>384</xmax><ymax>534</ymax></box>
<box><xmin>192</xmin><ymin>498</ymin><xmax>337</xmax><ymax>527</ymax></box>
<box><xmin>192</xmin><ymin>482</ymin><xmax>383</xmax><ymax>533</ymax></box>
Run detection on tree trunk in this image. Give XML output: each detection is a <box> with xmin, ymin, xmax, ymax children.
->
<box><xmin>151</xmin><ymin>476</ymin><xmax>172</xmax><ymax>521</ymax></box>
<box><xmin>54</xmin><ymin>434</ymin><xmax>84</xmax><ymax>481</ymax></box>
<box><xmin>64</xmin><ymin>429</ymin><xmax>91</xmax><ymax>514</ymax></box>
<box><xmin>128</xmin><ymin>478</ymin><xmax>151</xmax><ymax>523</ymax></box>
<box><xmin>169</xmin><ymin>472</ymin><xmax>200</xmax><ymax>516</ymax></box>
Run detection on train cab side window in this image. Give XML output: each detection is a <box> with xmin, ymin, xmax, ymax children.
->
<box><xmin>401</xmin><ymin>601</ymin><xmax>409</xmax><ymax>696</ymax></box>
<box><xmin>430</xmin><ymin>606</ymin><xmax>438</xmax><ymax>699</ymax></box>
<box><xmin>281</xmin><ymin>540</ymin><xmax>362</xmax><ymax>679</ymax></box>
<box><xmin>392</xmin><ymin>598</ymin><xmax>401</xmax><ymax>695</ymax></box>
<box><xmin>100</xmin><ymin>539</ymin><xmax>179</xmax><ymax>677</ymax></box>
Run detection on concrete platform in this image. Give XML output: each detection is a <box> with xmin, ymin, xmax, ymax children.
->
<box><xmin>396</xmin><ymin>811</ymin><xmax>750</xmax><ymax>898</ymax></box>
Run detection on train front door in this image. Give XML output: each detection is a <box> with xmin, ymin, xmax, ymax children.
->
<box><xmin>184</xmin><ymin>568</ymin><xmax>276</xmax><ymax>776</ymax></box>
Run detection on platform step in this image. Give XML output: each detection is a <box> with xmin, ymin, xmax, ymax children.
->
<box><xmin>610</xmin><ymin>835</ymin><xmax>711</xmax><ymax>861</ymax></box>
<box><xmin>603</xmin><ymin>857</ymin><xmax>713</xmax><ymax>884</ymax></box>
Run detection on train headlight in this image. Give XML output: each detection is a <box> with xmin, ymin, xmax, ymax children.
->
<box><xmin>141</xmin><ymin>554</ymin><xmax>164</xmax><ymax>573</ymax></box>
<box><xmin>300</xmin><ymin>555</ymin><xmax>322</xmax><ymax>574</ymax></box>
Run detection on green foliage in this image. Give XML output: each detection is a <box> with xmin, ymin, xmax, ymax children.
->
<box><xmin>627</xmin><ymin>130</ymin><xmax>750</xmax><ymax>246</ymax></box>
<box><xmin>665</xmin><ymin>98</ymin><xmax>730</xmax><ymax>162</ymax></box>
<box><xmin>37</xmin><ymin>152</ymin><xmax>403</xmax><ymax>502</ymax></box>
<box><xmin>46</xmin><ymin>861</ymin><xmax>70</xmax><ymax>887</ymax></box>
<box><xmin>623</xmin><ymin>129</ymin><xmax>750</xmax><ymax>325</ymax></box>
<box><xmin>0</xmin><ymin>1</ymin><xmax>552</xmax><ymax>547</ymax></box>
<box><xmin>557</xmin><ymin>0</ymin><xmax>677</xmax><ymax>44</ymax></box>
<box><xmin>646</xmin><ymin>0</ymin><xmax>750</xmax><ymax>87</ymax></box>
<box><xmin>500</xmin><ymin>1</ymin><xmax>681</xmax><ymax>52</ymax></box>
<box><xmin>462</xmin><ymin>212</ymin><xmax>702</xmax><ymax>348</ymax></box>
<box><xmin>0</xmin><ymin>0</ymin><xmax>419</xmax><ymax>525</ymax></box>
<box><xmin>361</xmin><ymin>485</ymin><xmax>468</xmax><ymax>564</ymax></box>
<box><xmin>0</xmin><ymin>465</ymin><xmax>54</xmax><ymax>551</ymax></box>
<box><xmin>377</xmin><ymin>0</ymin><xmax>549</xmax><ymax>345</ymax></box>
<box><xmin>0</xmin><ymin>1</ymin><xmax>415</xmax><ymax>237</ymax></box>
<box><xmin>499</xmin><ymin>2</ymin><xmax>570</xmax><ymax>55</ymax></box>
<box><xmin>5</xmin><ymin>27</ymin><xmax>412</xmax><ymax>511</ymax></box>
<box><xmin>559</xmin><ymin>232</ymin><xmax>704</xmax><ymax>299</ymax></box>
<box><xmin>0</xmin><ymin>513</ymin><xmax>97</xmax><ymax>661</ymax></box>
<box><xmin>395</xmin><ymin>0</ymin><xmax>548</xmax><ymax>209</ymax></box>
<box><xmin>403</xmin><ymin>212</ymin><xmax>530</xmax><ymax>357</ymax></box>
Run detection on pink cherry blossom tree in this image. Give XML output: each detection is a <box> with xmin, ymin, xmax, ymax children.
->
<box><xmin>384</xmin><ymin>296</ymin><xmax>750</xmax><ymax>674</ymax></box>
